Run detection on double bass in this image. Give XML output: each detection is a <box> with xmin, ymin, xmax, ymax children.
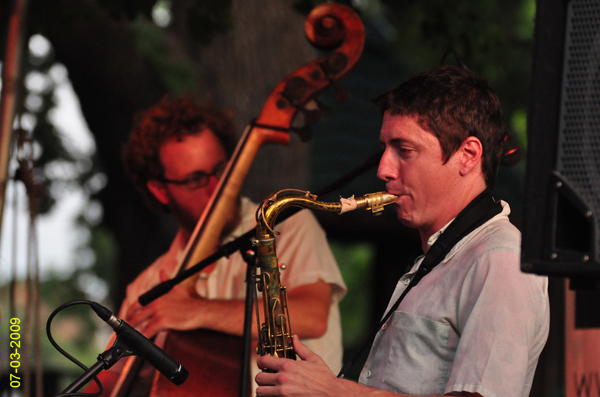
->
<box><xmin>106</xmin><ymin>4</ymin><xmax>365</xmax><ymax>396</ymax></box>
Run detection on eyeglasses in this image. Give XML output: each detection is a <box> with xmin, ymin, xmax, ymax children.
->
<box><xmin>160</xmin><ymin>161</ymin><xmax>228</xmax><ymax>190</ymax></box>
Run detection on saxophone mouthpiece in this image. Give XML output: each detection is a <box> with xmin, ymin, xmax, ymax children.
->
<box><xmin>340</xmin><ymin>192</ymin><xmax>398</xmax><ymax>215</ymax></box>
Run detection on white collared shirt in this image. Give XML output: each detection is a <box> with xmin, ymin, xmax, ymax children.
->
<box><xmin>359</xmin><ymin>201</ymin><xmax>550</xmax><ymax>397</ymax></box>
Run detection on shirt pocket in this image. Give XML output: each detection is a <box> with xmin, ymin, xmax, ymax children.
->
<box><xmin>383</xmin><ymin>311</ymin><xmax>453</xmax><ymax>395</ymax></box>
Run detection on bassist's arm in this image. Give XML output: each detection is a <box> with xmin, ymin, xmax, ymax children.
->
<box><xmin>123</xmin><ymin>279</ymin><xmax>332</xmax><ymax>340</ymax></box>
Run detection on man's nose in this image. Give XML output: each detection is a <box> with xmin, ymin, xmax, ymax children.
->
<box><xmin>377</xmin><ymin>150</ymin><xmax>396</xmax><ymax>182</ymax></box>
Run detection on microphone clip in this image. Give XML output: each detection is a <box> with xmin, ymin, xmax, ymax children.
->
<box><xmin>102</xmin><ymin>331</ymin><xmax>140</xmax><ymax>366</ymax></box>
<box><xmin>97</xmin><ymin>339</ymin><xmax>134</xmax><ymax>370</ymax></box>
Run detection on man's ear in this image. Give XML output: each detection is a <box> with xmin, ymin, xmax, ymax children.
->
<box><xmin>147</xmin><ymin>180</ymin><xmax>170</xmax><ymax>205</ymax></box>
<box><xmin>458</xmin><ymin>136</ymin><xmax>483</xmax><ymax>176</ymax></box>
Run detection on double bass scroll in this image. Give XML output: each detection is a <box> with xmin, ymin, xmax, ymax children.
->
<box><xmin>255</xmin><ymin>3</ymin><xmax>364</xmax><ymax>130</ymax></box>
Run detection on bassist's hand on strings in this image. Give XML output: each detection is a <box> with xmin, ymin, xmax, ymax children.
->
<box><xmin>119</xmin><ymin>256</ymin><xmax>179</xmax><ymax>320</ymax></box>
<box><xmin>123</xmin><ymin>270</ymin><xmax>206</xmax><ymax>338</ymax></box>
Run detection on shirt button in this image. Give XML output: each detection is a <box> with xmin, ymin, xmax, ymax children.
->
<box><xmin>382</xmin><ymin>323</ymin><xmax>387</xmax><ymax>330</ymax></box>
<box><xmin>366</xmin><ymin>370</ymin><xmax>372</xmax><ymax>378</ymax></box>
<box><xmin>404</xmin><ymin>278</ymin><xmax>410</xmax><ymax>285</ymax></box>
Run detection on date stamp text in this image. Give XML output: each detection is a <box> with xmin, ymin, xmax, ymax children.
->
<box><xmin>9</xmin><ymin>318</ymin><xmax>21</xmax><ymax>388</ymax></box>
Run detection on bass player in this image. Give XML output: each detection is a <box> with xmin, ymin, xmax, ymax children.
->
<box><xmin>109</xmin><ymin>95</ymin><xmax>346</xmax><ymax>395</ymax></box>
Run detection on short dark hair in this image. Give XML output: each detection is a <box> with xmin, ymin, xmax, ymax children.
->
<box><xmin>122</xmin><ymin>95</ymin><xmax>237</xmax><ymax>209</ymax></box>
<box><xmin>375</xmin><ymin>65</ymin><xmax>506</xmax><ymax>188</ymax></box>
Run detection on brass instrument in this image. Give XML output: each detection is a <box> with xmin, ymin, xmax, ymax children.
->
<box><xmin>252</xmin><ymin>189</ymin><xmax>398</xmax><ymax>360</ymax></box>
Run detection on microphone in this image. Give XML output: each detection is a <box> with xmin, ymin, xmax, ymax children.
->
<box><xmin>90</xmin><ymin>302</ymin><xmax>188</xmax><ymax>386</ymax></box>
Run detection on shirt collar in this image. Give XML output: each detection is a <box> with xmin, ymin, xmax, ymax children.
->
<box><xmin>442</xmin><ymin>200</ymin><xmax>511</xmax><ymax>263</ymax></box>
<box><xmin>426</xmin><ymin>200</ymin><xmax>511</xmax><ymax>263</ymax></box>
<box><xmin>426</xmin><ymin>217</ymin><xmax>455</xmax><ymax>250</ymax></box>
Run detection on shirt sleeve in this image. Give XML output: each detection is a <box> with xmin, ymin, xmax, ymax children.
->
<box><xmin>445</xmin><ymin>245</ymin><xmax>549</xmax><ymax>397</ymax></box>
<box><xmin>274</xmin><ymin>209</ymin><xmax>347</xmax><ymax>303</ymax></box>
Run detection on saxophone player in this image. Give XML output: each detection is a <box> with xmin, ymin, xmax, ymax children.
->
<box><xmin>117</xmin><ymin>95</ymin><xmax>347</xmax><ymax>393</ymax></box>
<box><xmin>256</xmin><ymin>66</ymin><xmax>550</xmax><ymax>397</ymax></box>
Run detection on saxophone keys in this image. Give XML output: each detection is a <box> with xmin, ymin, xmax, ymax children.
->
<box><xmin>275</xmin><ymin>314</ymin><xmax>286</xmax><ymax>326</ymax></box>
<box><xmin>269</xmin><ymin>297</ymin><xmax>280</xmax><ymax>310</ymax></box>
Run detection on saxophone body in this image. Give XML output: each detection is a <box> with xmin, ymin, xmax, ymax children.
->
<box><xmin>253</xmin><ymin>189</ymin><xmax>397</xmax><ymax>360</ymax></box>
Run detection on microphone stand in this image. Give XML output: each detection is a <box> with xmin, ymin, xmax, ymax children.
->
<box><xmin>59</xmin><ymin>335</ymin><xmax>136</xmax><ymax>394</ymax></box>
<box><xmin>136</xmin><ymin>151</ymin><xmax>382</xmax><ymax>397</ymax></box>
<box><xmin>239</xmin><ymin>246</ymin><xmax>258</xmax><ymax>396</ymax></box>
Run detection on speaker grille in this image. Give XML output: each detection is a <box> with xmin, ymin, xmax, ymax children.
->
<box><xmin>557</xmin><ymin>0</ymin><xmax>600</xmax><ymax>262</ymax></box>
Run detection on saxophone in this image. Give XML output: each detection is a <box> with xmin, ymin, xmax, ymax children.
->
<box><xmin>252</xmin><ymin>189</ymin><xmax>398</xmax><ymax>359</ymax></box>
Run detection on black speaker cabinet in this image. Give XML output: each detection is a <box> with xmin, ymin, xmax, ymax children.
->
<box><xmin>521</xmin><ymin>0</ymin><xmax>600</xmax><ymax>278</ymax></box>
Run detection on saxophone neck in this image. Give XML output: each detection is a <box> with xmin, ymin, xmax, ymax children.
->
<box><xmin>254</xmin><ymin>189</ymin><xmax>398</xmax><ymax>240</ymax></box>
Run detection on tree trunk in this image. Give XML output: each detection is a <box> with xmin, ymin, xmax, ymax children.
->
<box><xmin>178</xmin><ymin>0</ymin><xmax>317</xmax><ymax>201</ymax></box>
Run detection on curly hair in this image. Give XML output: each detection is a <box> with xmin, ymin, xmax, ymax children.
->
<box><xmin>123</xmin><ymin>95</ymin><xmax>237</xmax><ymax>210</ymax></box>
<box><xmin>374</xmin><ymin>65</ymin><xmax>506</xmax><ymax>189</ymax></box>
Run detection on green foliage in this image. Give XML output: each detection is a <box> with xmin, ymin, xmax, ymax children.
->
<box><xmin>380</xmin><ymin>0</ymin><xmax>535</xmax><ymax>135</ymax></box>
<box><xmin>511</xmin><ymin>108</ymin><xmax>529</xmax><ymax>151</ymax></box>
<box><xmin>0</xmin><ymin>272</ymin><xmax>108</xmax><ymax>373</ymax></box>
<box><xmin>40</xmin><ymin>272</ymin><xmax>97</xmax><ymax>352</ymax></box>
<box><xmin>292</xmin><ymin>0</ymin><xmax>354</xmax><ymax>15</ymax></box>
<box><xmin>185</xmin><ymin>0</ymin><xmax>234</xmax><ymax>44</ymax></box>
<box><xmin>130</xmin><ymin>18</ymin><xmax>200</xmax><ymax>95</ymax></box>
<box><xmin>94</xmin><ymin>0</ymin><xmax>157</xmax><ymax>21</ymax></box>
<box><xmin>85</xmin><ymin>223</ymin><xmax>118</xmax><ymax>302</ymax></box>
<box><xmin>330</xmin><ymin>241</ymin><xmax>375</xmax><ymax>349</ymax></box>
<box><xmin>94</xmin><ymin>0</ymin><xmax>234</xmax><ymax>44</ymax></box>
<box><xmin>126</xmin><ymin>1</ymin><xmax>234</xmax><ymax>93</ymax></box>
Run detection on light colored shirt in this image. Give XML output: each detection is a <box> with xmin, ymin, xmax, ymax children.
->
<box><xmin>359</xmin><ymin>201</ymin><xmax>549</xmax><ymax>397</ymax></box>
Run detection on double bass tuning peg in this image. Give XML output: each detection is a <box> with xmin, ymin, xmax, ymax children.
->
<box><xmin>302</xmin><ymin>99</ymin><xmax>331</xmax><ymax>124</ymax></box>
<box><xmin>312</xmin><ymin>15</ymin><xmax>345</xmax><ymax>49</ymax></box>
<box><xmin>319</xmin><ymin>52</ymin><xmax>351</xmax><ymax>103</ymax></box>
<box><xmin>290</xmin><ymin>99</ymin><xmax>332</xmax><ymax>142</ymax></box>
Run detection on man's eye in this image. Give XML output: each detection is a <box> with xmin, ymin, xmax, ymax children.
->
<box><xmin>189</xmin><ymin>172</ymin><xmax>208</xmax><ymax>182</ymax></box>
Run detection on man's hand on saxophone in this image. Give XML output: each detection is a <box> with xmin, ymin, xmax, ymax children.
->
<box><xmin>256</xmin><ymin>336</ymin><xmax>452</xmax><ymax>397</ymax></box>
<box><xmin>256</xmin><ymin>335</ymin><xmax>338</xmax><ymax>397</ymax></box>
<box><xmin>256</xmin><ymin>335</ymin><xmax>398</xmax><ymax>397</ymax></box>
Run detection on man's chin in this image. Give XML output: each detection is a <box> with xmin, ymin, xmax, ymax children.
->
<box><xmin>395</xmin><ymin>209</ymin><xmax>414</xmax><ymax>228</ymax></box>
<box><xmin>397</xmin><ymin>218</ymin><xmax>414</xmax><ymax>228</ymax></box>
